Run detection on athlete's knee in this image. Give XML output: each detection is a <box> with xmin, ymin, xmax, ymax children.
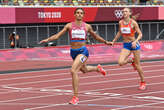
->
<box><xmin>118</xmin><ymin>60</ymin><xmax>124</xmax><ymax>66</ymax></box>
<box><xmin>134</xmin><ymin>63</ymin><xmax>141</xmax><ymax>69</ymax></box>
<box><xmin>80</xmin><ymin>68</ymin><xmax>87</xmax><ymax>73</ymax></box>
<box><xmin>70</xmin><ymin>68</ymin><xmax>76</xmax><ymax>75</ymax></box>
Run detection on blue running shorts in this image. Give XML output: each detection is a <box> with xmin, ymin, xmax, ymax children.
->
<box><xmin>70</xmin><ymin>46</ymin><xmax>89</xmax><ymax>60</ymax></box>
<box><xmin>123</xmin><ymin>42</ymin><xmax>140</xmax><ymax>51</ymax></box>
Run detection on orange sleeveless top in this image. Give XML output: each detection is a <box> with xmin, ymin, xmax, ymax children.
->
<box><xmin>120</xmin><ymin>19</ymin><xmax>135</xmax><ymax>37</ymax></box>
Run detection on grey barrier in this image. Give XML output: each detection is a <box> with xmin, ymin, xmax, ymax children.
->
<box><xmin>0</xmin><ymin>21</ymin><xmax>163</xmax><ymax>49</ymax></box>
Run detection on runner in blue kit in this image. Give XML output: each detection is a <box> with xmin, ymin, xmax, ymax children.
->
<box><xmin>109</xmin><ymin>7</ymin><xmax>146</xmax><ymax>90</ymax></box>
<box><xmin>40</xmin><ymin>8</ymin><xmax>111</xmax><ymax>105</ymax></box>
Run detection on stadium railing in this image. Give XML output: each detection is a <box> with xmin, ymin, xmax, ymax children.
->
<box><xmin>0</xmin><ymin>21</ymin><xmax>163</xmax><ymax>49</ymax></box>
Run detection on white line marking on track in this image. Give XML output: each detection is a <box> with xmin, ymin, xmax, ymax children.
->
<box><xmin>0</xmin><ymin>60</ymin><xmax>163</xmax><ymax>76</ymax></box>
<box><xmin>2</xmin><ymin>85</ymin><xmax>32</xmax><ymax>91</ymax></box>
<box><xmin>111</xmin><ymin>101</ymin><xmax>164</xmax><ymax>110</ymax></box>
<box><xmin>0</xmin><ymin>63</ymin><xmax>163</xmax><ymax>81</ymax></box>
<box><xmin>0</xmin><ymin>90</ymin><xmax>19</xmax><ymax>94</ymax></box>
<box><xmin>135</xmin><ymin>105</ymin><xmax>164</xmax><ymax>109</ymax></box>
<box><xmin>29</xmin><ymin>70</ymin><xmax>164</xmax><ymax>90</ymax></box>
<box><xmin>0</xmin><ymin>94</ymin><xmax>60</xmax><ymax>103</ymax></box>
<box><xmin>0</xmin><ymin>82</ymin><xmax>163</xmax><ymax>104</ymax></box>
<box><xmin>80</xmin><ymin>82</ymin><xmax>164</xmax><ymax>93</ymax></box>
<box><xmin>0</xmin><ymin>102</ymin><xmax>54</xmax><ymax>106</ymax></box>
<box><xmin>2</xmin><ymin>66</ymin><xmax>164</xmax><ymax>88</ymax></box>
<box><xmin>0</xmin><ymin>81</ymin><xmax>163</xmax><ymax>109</ymax></box>
<box><xmin>2</xmin><ymin>68</ymin><xmax>164</xmax><ymax>95</ymax></box>
<box><xmin>24</xmin><ymin>90</ymin><xmax>164</xmax><ymax>110</ymax></box>
<box><xmin>24</xmin><ymin>103</ymin><xmax>68</xmax><ymax>110</ymax></box>
<box><xmin>0</xmin><ymin>60</ymin><xmax>163</xmax><ymax>110</ymax></box>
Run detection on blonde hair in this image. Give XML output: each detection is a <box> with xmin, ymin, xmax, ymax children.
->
<box><xmin>123</xmin><ymin>7</ymin><xmax>139</xmax><ymax>20</ymax></box>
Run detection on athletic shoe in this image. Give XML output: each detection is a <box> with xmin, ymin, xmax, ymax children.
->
<box><xmin>139</xmin><ymin>81</ymin><xmax>146</xmax><ymax>90</ymax></box>
<box><xmin>97</xmin><ymin>64</ymin><xmax>106</xmax><ymax>76</ymax></box>
<box><xmin>131</xmin><ymin>58</ymin><xmax>137</xmax><ymax>70</ymax></box>
<box><xmin>69</xmin><ymin>96</ymin><xmax>79</xmax><ymax>105</ymax></box>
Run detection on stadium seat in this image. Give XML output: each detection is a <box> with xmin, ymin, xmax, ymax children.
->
<box><xmin>63</xmin><ymin>0</ymin><xmax>73</xmax><ymax>6</ymax></box>
<box><xmin>54</xmin><ymin>0</ymin><xmax>64</xmax><ymax>6</ymax></box>
<box><xmin>90</xmin><ymin>0</ymin><xmax>95</xmax><ymax>5</ymax></box>
<box><xmin>13</xmin><ymin>0</ymin><xmax>19</xmax><ymax>6</ymax></box>
<box><xmin>63</xmin><ymin>0</ymin><xmax>68</xmax><ymax>5</ymax></box>
<box><xmin>34</xmin><ymin>0</ymin><xmax>40</xmax><ymax>6</ymax></box>
<box><xmin>153</xmin><ymin>0</ymin><xmax>164</xmax><ymax>5</ymax></box>
<box><xmin>0</xmin><ymin>0</ymin><xmax>163</xmax><ymax>6</ymax></box>
<box><xmin>104</xmin><ymin>0</ymin><xmax>112</xmax><ymax>6</ymax></box>
<box><xmin>23</xmin><ymin>0</ymin><xmax>35</xmax><ymax>6</ymax></box>
<box><xmin>72</xmin><ymin>0</ymin><xmax>78</xmax><ymax>6</ymax></box>
<box><xmin>95</xmin><ymin>0</ymin><xmax>100</xmax><ymax>5</ymax></box>
<box><xmin>78</xmin><ymin>0</ymin><xmax>88</xmax><ymax>6</ymax></box>
<box><xmin>1</xmin><ymin>0</ymin><xmax>10</xmax><ymax>6</ymax></box>
<box><xmin>110</xmin><ymin>0</ymin><xmax>126</xmax><ymax>5</ymax></box>
<box><xmin>38</xmin><ymin>0</ymin><xmax>45</xmax><ymax>6</ymax></box>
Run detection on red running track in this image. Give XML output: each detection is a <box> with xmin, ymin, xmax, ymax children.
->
<box><xmin>0</xmin><ymin>60</ymin><xmax>164</xmax><ymax>110</ymax></box>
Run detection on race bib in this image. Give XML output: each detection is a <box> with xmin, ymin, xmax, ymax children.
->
<box><xmin>72</xmin><ymin>29</ymin><xmax>86</xmax><ymax>39</ymax></box>
<box><xmin>121</xmin><ymin>27</ymin><xmax>131</xmax><ymax>34</ymax></box>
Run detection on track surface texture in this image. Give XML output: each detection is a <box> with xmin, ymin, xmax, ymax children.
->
<box><xmin>0</xmin><ymin>60</ymin><xmax>164</xmax><ymax>110</ymax></box>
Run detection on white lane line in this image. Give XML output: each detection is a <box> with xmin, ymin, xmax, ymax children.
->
<box><xmin>0</xmin><ymin>81</ymin><xmax>163</xmax><ymax>109</ymax></box>
<box><xmin>2</xmin><ymin>66</ymin><xmax>164</xmax><ymax>88</ymax></box>
<box><xmin>0</xmin><ymin>60</ymin><xmax>163</xmax><ymax>109</ymax></box>
<box><xmin>2</xmin><ymin>68</ymin><xmax>164</xmax><ymax>94</ymax></box>
<box><xmin>19</xmin><ymin>69</ymin><xmax>164</xmax><ymax>90</ymax></box>
<box><xmin>1</xmin><ymin>85</ymin><xmax>32</xmax><ymax>91</ymax></box>
<box><xmin>0</xmin><ymin>90</ymin><xmax>19</xmax><ymax>94</ymax></box>
<box><xmin>24</xmin><ymin>103</ymin><xmax>68</xmax><ymax>110</ymax></box>
<box><xmin>80</xmin><ymin>82</ymin><xmax>164</xmax><ymax>93</ymax></box>
<box><xmin>1</xmin><ymin>68</ymin><xmax>164</xmax><ymax>98</ymax></box>
<box><xmin>0</xmin><ymin>94</ymin><xmax>60</xmax><ymax>103</ymax></box>
<box><xmin>0</xmin><ymin>82</ymin><xmax>164</xmax><ymax>104</ymax></box>
<box><xmin>0</xmin><ymin>60</ymin><xmax>164</xmax><ymax>77</ymax></box>
<box><xmin>111</xmin><ymin>101</ymin><xmax>164</xmax><ymax>110</ymax></box>
<box><xmin>0</xmin><ymin>63</ymin><xmax>163</xmax><ymax>81</ymax></box>
<box><xmin>24</xmin><ymin>90</ymin><xmax>164</xmax><ymax>110</ymax></box>
<box><xmin>0</xmin><ymin>102</ymin><xmax>56</xmax><ymax>106</ymax></box>
<box><xmin>19</xmin><ymin>82</ymin><xmax>164</xmax><ymax>98</ymax></box>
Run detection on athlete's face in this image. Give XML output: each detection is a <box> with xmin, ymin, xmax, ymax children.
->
<box><xmin>122</xmin><ymin>8</ymin><xmax>131</xmax><ymax>18</ymax></box>
<box><xmin>74</xmin><ymin>9</ymin><xmax>84</xmax><ymax>21</ymax></box>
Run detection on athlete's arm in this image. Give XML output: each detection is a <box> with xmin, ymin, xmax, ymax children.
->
<box><xmin>87</xmin><ymin>24</ymin><xmax>108</xmax><ymax>44</ymax></box>
<box><xmin>40</xmin><ymin>23</ymin><xmax>70</xmax><ymax>44</ymax></box>
<box><xmin>111</xmin><ymin>21</ymin><xmax>121</xmax><ymax>45</ymax></box>
<box><xmin>133</xmin><ymin>20</ymin><xmax>142</xmax><ymax>43</ymax></box>
<box><xmin>131</xmin><ymin>20</ymin><xmax>142</xmax><ymax>48</ymax></box>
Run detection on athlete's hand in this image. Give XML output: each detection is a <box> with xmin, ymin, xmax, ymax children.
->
<box><xmin>39</xmin><ymin>39</ymin><xmax>49</xmax><ymax>44</ymax></box>
<box><xmin>132</xmin><ymin>41</ymin><xmax>137</xmax><ymax>48</ymax></box>
<box><xmin>106</xmin><ymin>41</ymin><xmax>114</xmax><ymax>46</ymax></box>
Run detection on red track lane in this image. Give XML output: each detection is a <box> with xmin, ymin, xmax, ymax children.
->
<box><xmin>0</xmin><ymin>60</ymin><xmax>72</xmax><ymax>71</ymax></box>
<box><xmin>0</xmin><ymin>61</ymin><xmax>164</xmax><ymax>110</ymax></box>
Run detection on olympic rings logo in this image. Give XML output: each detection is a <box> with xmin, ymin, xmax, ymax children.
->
<box><xmin>114</xmin><ymin>10</ymin><xmax>123</xmax><ymax>19</ymax></box>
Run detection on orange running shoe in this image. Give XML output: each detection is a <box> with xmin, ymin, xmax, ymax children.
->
<box><xmin>97</xmin><ymin>64</ymin><xmax>107</xmax><ymax>76</ymax></box>
<box><xmin>131</xmin><ymin>58</ymin><xmax>137</xmax><ymax>70</ymax></box>
<box><xmin>139</xmin><ymin>81</ymin><xmax>146</xmax><ymax>90</ymax></box>
<box><xmin>69</xmin><ymin>96</ymin><xmax>79</xmax><ymax>105</ymax></box>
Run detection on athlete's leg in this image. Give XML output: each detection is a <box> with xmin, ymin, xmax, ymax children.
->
<box><xmin>80</xmin><ymin>63</ymin><xmax>106</xmax><ymax>76</ymax></box>
<box><xmin>132</xmin><ymin>50</ymin><xmax>146</xmax><ymax>90</ymax></box>
<box><xmin>80</xmin><ymin>64</ymin><xmax>97</xmax><ymax>73</ymax></box>
<box><xmin>118</xmin><ymin>49</ymin><xmax>131</xmax><ymax>66</ymax></box>
<box><xmin>80</xmin><ymin>64</ymin><xmax>105</xmax><ymax>73</ymax></box>
<box><xmin>132</xmin><ymin>50</ymin><xmax>145</xmax><ymax>82</ymax></box>
<box><xmin>70</xmin><ymin>54</ymin><xmax>87</xmax><ymax>97</ymax></box>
